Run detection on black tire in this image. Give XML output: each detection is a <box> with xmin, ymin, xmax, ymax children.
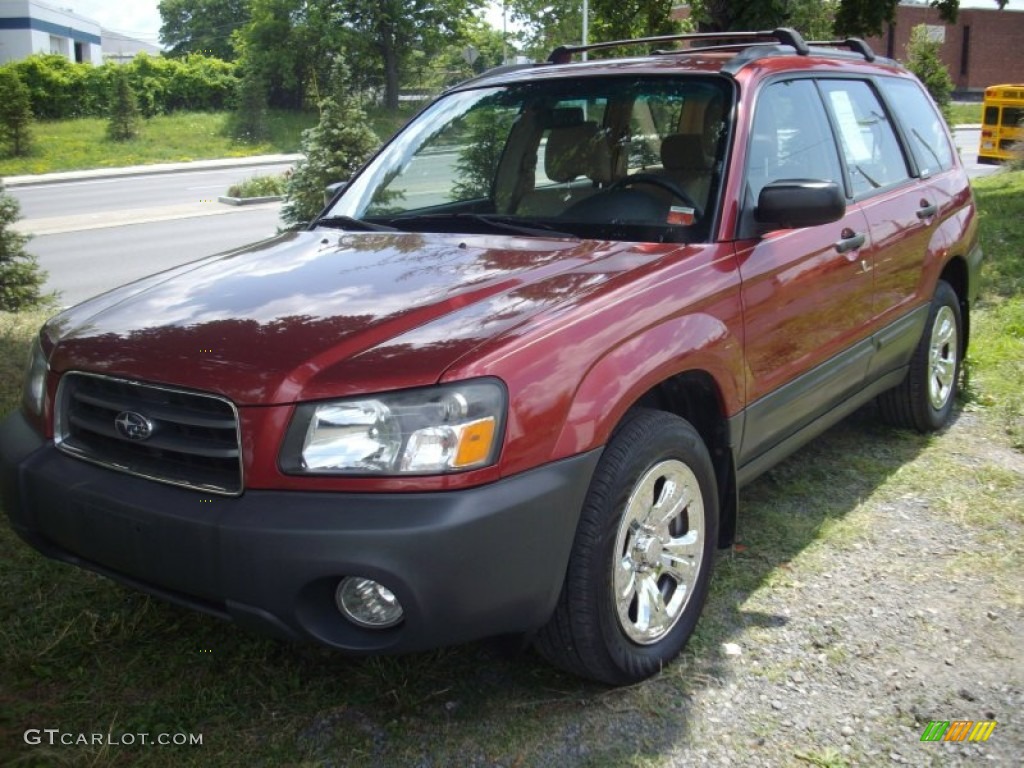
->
<box><xmin>877</xmin><ymin>280</ymin><xmax>963</xmax><ymax>433</ymax></box>
<box><xmin>534</xmin><ymin>408</ymin><xmax>718</xmax><ymax>685</ymax></box>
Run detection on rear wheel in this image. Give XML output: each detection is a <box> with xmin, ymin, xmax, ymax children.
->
<box><xmin>534</xmin><ymin>408</ymin><xmax>718</xmax><ymax>684</ymax></box>
<box><xmin>878</xmin><ymin>280</ymin><xmax>962</xmax><ymax>432</ymax></box>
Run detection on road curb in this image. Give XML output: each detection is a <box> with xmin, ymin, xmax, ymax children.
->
<box><xmin>218</xmin><ymin>195</ymin><xmax>284</xmax><ymax>206</ymax></box>
<box><xmin>2</xmin><ymin>154</ymin><xmax>303</xmax><ymax>188</ymax></box>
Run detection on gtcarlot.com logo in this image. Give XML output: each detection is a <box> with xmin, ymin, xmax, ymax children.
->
<box><xmin>24</xmin><ymin>729</ymin><xmax>203</xmax><ymax>747</ymax></box>
<box><xmin>920</xmin><ymin>720</ymin><xmax>997</xmax><ymax>742</ymax></box>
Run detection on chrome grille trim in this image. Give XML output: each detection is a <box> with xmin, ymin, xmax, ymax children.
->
<box><xmin>54</xmin><ymin>372</ymin><xmax>243</xmax><ymax>496</ymax></box>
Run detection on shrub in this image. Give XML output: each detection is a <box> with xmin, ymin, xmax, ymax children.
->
<box><xmin>0</xmin><ymin>68</ymin><xmax>33</xmax><ymax>156</ymax></box>
<box><xmin>282</xmin><ymin>59</ymin><xmax>380</xmax><ymax>225</ymax></box>
<box><xmin>904</xmin><ymin>25</ymin><xmax>954</xmax><ymax>119</ymax></box>
<box><xmin>0</xmin><ymin>188</ymin><xmax>48</xmax><ymax>312</ymax></box>
<box><xmin>6</xmin><ymin>54</ymin><xmax>238</xmax><ymax>120</ymax></box>
<box><xmin>226</xmin><ymin>173</ymin><xmax>288</xmax><ymax>198</ymax></box>
<box><xmin>107</xmin><ymin>67</ymin><xmax>141</xmax><ymax>142</ymax></box>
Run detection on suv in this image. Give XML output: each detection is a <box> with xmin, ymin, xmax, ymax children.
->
<box><xmin>1</xmin><ymin>29</ymin><xmax>980</xmax><ymax>685</ymax></box>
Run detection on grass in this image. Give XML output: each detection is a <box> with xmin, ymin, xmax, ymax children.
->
<box><xmin>1</xmin><ymin>173</ymin><xmax>1022</xmax><ymax>765</ymax></box>
<box><xmin>948</xmin><ymin>101</ymin><xmax>982</xmax><ymax>126</ymax></box>
<box><xmin>0</xmin><ymin>106</ymin><xmax>414</xmax><ymax>178</ymax></box>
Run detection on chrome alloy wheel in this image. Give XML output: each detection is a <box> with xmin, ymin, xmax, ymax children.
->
<box><xmin>928</xmin><ymin>304</ymin><xmax>958</xmax><ymax>411</ymax></box>
<box><xmin>613</xmin><ymin>459</ymin><xmax>705</xmax><ymax>645</ymax></box>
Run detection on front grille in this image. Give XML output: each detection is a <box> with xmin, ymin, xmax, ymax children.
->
<box><xmin>55</xmin><ymin>372</ymin><xmax>242</xmax><ymax>495</ymax></box>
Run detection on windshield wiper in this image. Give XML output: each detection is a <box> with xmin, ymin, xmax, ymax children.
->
<box><xmin>389</xmin><ymin>212</ymin><xmax>578</xmax><ymax>239</ymax></box>
<box><xmin>314</xmin><ymin>215</ymin><xmax>399</xmax><ymax>232</ymax></box>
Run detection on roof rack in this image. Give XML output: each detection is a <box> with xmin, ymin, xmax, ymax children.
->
<box><xmin>806</xmin><ymin>37</ymin><xmax>877</xmax><ymax>61</ymax></box>
<box><xmin>547</xmin><ymin>28</ymin><xmax>880</xmax><ymax>66</ymax></box>
<box><xmin>547</xmin><ymin>28</ymin><xmax>810</xmax><ymax>64</ymax></box>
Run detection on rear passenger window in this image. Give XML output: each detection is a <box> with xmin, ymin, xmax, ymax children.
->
<box><xmin>878</xmin><ymin>78</ymin><xmax>954</xmax><ymax>175</ymax></box>
<box><xmin>746</xmin><ymin>79</ymin><xmax>842</xmax><ymax>204</ymax></box>
<box><xmin>819</xmin><ymin>80</ymin><xmax>910</xmax><ymax>196</ymax></box>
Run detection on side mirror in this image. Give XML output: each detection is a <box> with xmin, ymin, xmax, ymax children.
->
<box><xmin>324</xmin><ymin>180</ymin><xmax>348</xmax><ymax>207</ymax></box>
<box><xmin>755</xmin><ymin>179</ymin><xmax>845</xmax><ymax>230</ymax></box>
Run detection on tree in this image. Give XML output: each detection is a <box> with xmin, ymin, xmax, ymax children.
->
<box><xmin>0</xmin><ymin>188</ymin><xmax>48</xmax><ymax>312</ymax></box>
<box><xmin>509</xmin><ymin>0</ymin><xmax>678</xmax><ymax>59</ymax></box>
<box><xmin>107</xmin><ymin>66</ymin><xmax>141</xmax><ymax>141</ymax></box>
<box><xmin>904</xmin><ymin>24</ymin><xmax>954</xmax><ymax>117</ymax></box>
<box><xmin>282</xmin><ymin>58</ymin><xmax>381</xmax><ymax>225</ymax></box>
<box><xmin>159</xmin><ymin>0</ymin><xmax>250</xmax><ymax>60</ymax></box>
<box><xmin>228</xmin><ymin>64</ymin><xmax>269</xmax><ymax>141</ymax></box>
<box><xmin>338</xmin><ymin>0</ymin><xmax>482</xmax><ymax>111</ymax></box>
<box><xmin>0</xmin><ymin>68</ymin><xmax>33</xmax><ymax>156</ymax></box>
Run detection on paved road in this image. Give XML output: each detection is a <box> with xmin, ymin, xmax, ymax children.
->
<box><xmin>11</xmin><ymin>162</ymin><xmax>295</xmax><ymax>220</ymax></box>
<box><xmin>954</xmin><ymin>127</ymin><xmax>1001</xmax><ymax>179</ymax></box>
<box><xmin>29</xmin><ymin>206</ymin><xmax>284</xmax><ymax>307</ymax></box>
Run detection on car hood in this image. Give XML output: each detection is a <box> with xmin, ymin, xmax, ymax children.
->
<box><xmin>46</xmin><ymin>230</ymin><xmax>683</xmax><ymax>405</ymax></box>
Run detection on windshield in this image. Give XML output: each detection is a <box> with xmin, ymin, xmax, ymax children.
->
<box><xmin>325</xmin><ymin>75</ymin><xmax>732</xmax><ymax>243</ymax></box>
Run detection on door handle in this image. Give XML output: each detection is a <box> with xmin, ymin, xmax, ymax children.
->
<box><xmin>835</xmin><ymin>229</ymin><xmax>866</xmax><ymax>254</ymax></box>
<box><xmin>917</xmin><ymin>201</ymin><xmax>938</xmax><ymax>219</ymax></box>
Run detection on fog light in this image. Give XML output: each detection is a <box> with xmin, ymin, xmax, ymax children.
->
<box><xmin>336</xmin><ymin>577</ymin><xmax>404</xmax><ymax>629</ymax></box>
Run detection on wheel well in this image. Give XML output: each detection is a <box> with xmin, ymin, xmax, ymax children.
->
<box><xmin>940</xmin><ymin>257</ymin><xmax>969</xmax><ymax>352</ymax></box>
<box><xmin>631</xmin><ymin>371</ymin><xmax>737</xmax><ymax>548</ymax></box>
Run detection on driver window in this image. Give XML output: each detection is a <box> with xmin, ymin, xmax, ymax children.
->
<box><xmin>747</xmin><ymin>79</ymin><xmax>843</xmax><ymax>205</ymax></box>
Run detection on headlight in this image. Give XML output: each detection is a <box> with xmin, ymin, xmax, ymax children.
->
<box><xmin>280</xmin><ymin>379</ymin><xmax>506</xmax><ymax>475</ymax></box>
<box><xmin>22</xmin><ymin>337</ymin><xmax>48</xmax><ymax>418</ymax></box>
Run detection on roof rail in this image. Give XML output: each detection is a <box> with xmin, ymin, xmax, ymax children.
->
<box><xmin>805</xmin><ymin>37</ymin><xmax>877</xmax><ymax>62</ymax></box>
<box><xmin>547</xmin><ymin>27</ymin><xmax>810</xmax><ymax>64</ymax></box>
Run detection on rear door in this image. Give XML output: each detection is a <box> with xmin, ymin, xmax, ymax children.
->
<box><xmin>737</xmin><ymin>78</ymin><xmax>876</xmax><ymax>462</ymax></box>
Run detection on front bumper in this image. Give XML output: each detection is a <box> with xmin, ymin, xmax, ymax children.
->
<box><xmin>1</xmin><ymin>410</ymin><xmax>601</xmax><ymax>653</ymax></box>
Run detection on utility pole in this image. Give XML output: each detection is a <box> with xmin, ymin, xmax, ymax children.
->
<box><xmin>582</xmin><ymin>0</ymin><xmax>589</xmax><ymax>61</ymax></box>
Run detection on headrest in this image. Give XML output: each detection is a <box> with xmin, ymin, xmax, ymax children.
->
<box><xmin>545</xmin><ymin>122</ymin><xmax>612</xmax><ymax>184</ymax></box>
<box><xmin>661</xmin><ymin>133</ymin><xmax>712</xmax><ymax>172</ymax></box>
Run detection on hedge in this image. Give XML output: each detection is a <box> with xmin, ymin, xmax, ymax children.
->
<box><xmin>0</xmin><ymin>53</ymin><xmax>237</xmax><ymax>119</ymax></box>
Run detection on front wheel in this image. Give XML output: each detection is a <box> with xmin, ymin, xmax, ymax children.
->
<box><xmin>534</xmin><ymin>409</ymin><xmax>718</xmax><ymax>684</ymax></box>
<box><xmin>878</xmin><ymin>280</ymin><xmax>962</xmax><ymax>432</ymax></box>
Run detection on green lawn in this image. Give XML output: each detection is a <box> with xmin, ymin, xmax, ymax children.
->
<box><xmin>0</xmin><ymin>172</ymin><xmax>1020</xmax><ymax>766</ymax></box>
<box><xmin>0</xmin><ymin>107</ymin><xmax>415</xmax><ymax>177</ymax></box>
<box><xmin>948</xmin><ymin>101</ymin><xmax>983</xmax><ymax>125</ymax></box>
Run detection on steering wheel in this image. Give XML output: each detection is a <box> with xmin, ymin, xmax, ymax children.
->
<box><xmin>608</xmin><ymin>173</ymin><xmax>704</xmax><ymax>220</ymax></box>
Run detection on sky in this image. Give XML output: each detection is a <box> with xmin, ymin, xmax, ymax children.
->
<box><xmin>60</xmin><ymin>0</ymin><xmax>1024</xmax><ymax>47</ymax></box>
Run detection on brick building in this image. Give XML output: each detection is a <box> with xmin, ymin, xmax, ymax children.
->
<box><xmin>864</xmin><ymin>4</ymin><xmax>1024</xmax><ymax>95</ymax></box>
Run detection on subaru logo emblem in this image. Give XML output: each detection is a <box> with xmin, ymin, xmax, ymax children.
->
<box><xmin>114</xmin><ymin>411</ymin><xmax>153</xmax><ymax>441</ymax></box>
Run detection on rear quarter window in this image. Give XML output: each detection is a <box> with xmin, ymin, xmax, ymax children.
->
<box><xmin>877</xmin><ymin>77</ymin><xmax>955</xmax><ymax>176</ymax></box>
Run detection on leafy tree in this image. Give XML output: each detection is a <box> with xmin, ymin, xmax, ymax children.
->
<box><xmin>904</xmin><ymin>24</ymin><xmax>954</xmax><ymax>117</ymax></box>
<box><xmin>0</xmin><ymin>189</ymin><xmax>48</xmax><ymax>312</ymax></box>
<box><xmin>422</xmin><ymin>18</ymin><xmax>509</xmax><ymax>90</ymax></box>
<box><xmin>509</xmin><ymin>0</ymin><xmax>678</xmax><ymax>59</ymax></box>
<box><xmin>282</xmin><ymin>58</ymin><xmax>381</xmax><ymax>225</ymax></box>
<box><xmin>337</xmin><ymin>0</ymin><xmax>482</xmax><ymax>111</ymax></box>
<box><xmin>233</xmin><ymin>0</ymin><xmax>319</xmax><ymax>109</ymax></box>
<box><xmin>589</xmin><ymin>0</ymin><xmax>679</xmax><ymax>44</ymax></box>
<box><xmin>507</xmin><ymin>0</ymin><xmax>582</xmax><ymax>60</ymax></box>
<box><xmin>0</xmin><ymin>68</ymin><xmax>33</xmax><ymax>156</ymax></box>
<box><xmin>159</xmin><ymin>0</ymin><xmax>250</xmax><ymax>60</ymax></box>
<box><xmin>107</xmin><ymin>66</ymin><xmax>141</xmax><ymax>141</ymax></box>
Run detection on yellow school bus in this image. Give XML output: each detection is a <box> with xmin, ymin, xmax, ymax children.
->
<box><xmin>978</xmin><ymin>84</ymin><xmax>1024</xmax><ymax>164</ymax></box>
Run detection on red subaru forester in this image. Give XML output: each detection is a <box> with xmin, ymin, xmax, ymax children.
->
<box><xmin>1</xmin><ymin>28</ymin><xmax>980</xmax><ymax>684</ymax></box>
